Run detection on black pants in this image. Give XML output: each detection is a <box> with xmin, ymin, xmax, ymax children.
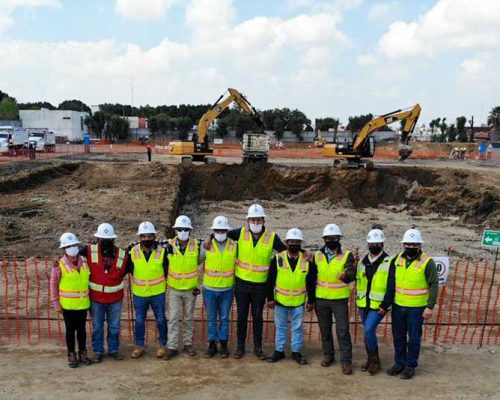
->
<box><xmin>234</xmin><ymin>280</ymin><xmax>267</xmax><ymax>349</ymax></box>
<box><xmin>147</xmin><ymin>152</ymin><xmax>152</xmax><ymax>162</ymax></box>
<box><xmin>315</xmin><ymin>298</ymin><xmax>352</xmax><ymax>362</ymax></box>
<box><xmin>62</xmin><ymin>309</ymin><xmax>88</xmax><ymax>353</ymax></box>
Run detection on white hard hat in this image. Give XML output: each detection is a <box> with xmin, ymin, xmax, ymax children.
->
<box><xmin>246</xmin><ymin>204</ymin><xmax>266</xmax><ymax>218</ymax></box>
<box><xmin>59</xmin><ymin>232</ymin><xmax>80</xmax><ymax>249</ymax></box>
<box><xmin>137</xmin><ymin>221</ymin><xmax>157</xmax><ymax>235</ymax></box>
<box><xmin>367</xmin><ymin>229</ymin><xmax>385</xmax><ymax>243</ymax></box>
<box><xmin>285</xmin><ymin>228</ymin><xmax>304</xmax><ymax>241</ymax></box>
<box><xmin>401</xmin><ymin>228</ymin><xmax>424</xmax><ymax>244</ymax></box>
<box><xmin>94</xmin><ymin>223</ymin><xmax>117</xmax><ymax>239</ymax></box>
<box><xmin>173</xmin><ymin>215</ymin><xmax>193</xmax><ymax>229</ymax></box>
<box><xmin>210</xmin><ymin>216</ymin><xmax>230</xmax><ymax>230</ymax></box>
<box><xmin>322</xmin><ymin>224</ymin><xmax>343</xmax><ymax>237</ymax></box>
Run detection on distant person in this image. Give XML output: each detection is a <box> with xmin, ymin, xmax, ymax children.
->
<box><xmin>477</xmin><ymin>142</ymin><xmax>486</xmax><ymax>160</ymax></box>
<box><xmin>147</xmin><ymin>144</ymin><xmax>152</xmax><ymax>162</ymax></box>
<box><xmin>487</xmin><ymin>142</ymin><xmax>493</xmax><ymax>161</ymax></box>
<box><xmin>28</xmin><ymin>142</ymin><xmax>36</xmax><ymax>160</ymax></box>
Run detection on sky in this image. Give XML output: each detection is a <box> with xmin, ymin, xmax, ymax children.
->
<box><xmin>0</xmin><ymin>0</ymin><xmax>499</xmax><ymax>126</ymax></box>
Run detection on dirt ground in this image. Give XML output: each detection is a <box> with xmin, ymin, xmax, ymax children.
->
<box><xmin>0</xmin><ymin>343</ymin><xmax>498</xmax><ymax>400</ymax></box>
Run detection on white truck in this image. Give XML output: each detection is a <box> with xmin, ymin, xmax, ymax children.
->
<box><xmin>242</xmin><ymin>133</ymin><xmax>269</xmax><ymax>164</ymax></box>
<box><xmin>27</xmin><ymin>129</ymin><xmax>56</xmax><ymax>152</ymax></box>
<box><xmin>0</xmin><ymin>126</ymin><xmax>28</xmax><ymax>154</ymax></box>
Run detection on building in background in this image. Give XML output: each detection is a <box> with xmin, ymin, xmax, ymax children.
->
<box><xmin>19</xmin><ymin>108</ymin><xmax>89</xmax><ymax>142</ymax></box>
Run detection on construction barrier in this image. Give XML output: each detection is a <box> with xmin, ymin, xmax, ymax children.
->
<box><xmin>0</xmin><ymin>256</ymin><xmax>498</xmax><ymax>347</ymax></box>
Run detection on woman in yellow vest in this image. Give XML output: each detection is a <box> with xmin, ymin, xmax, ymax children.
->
<box><xmin>202</xmin><ymin>216</ymin><xmax>237</xmax><ymax>358</ymax></box>
<box><xmin>387</xmin><ymin>228</ymin><xmax>438</xmax><ymax>380</ymax></box>
<box><xmin>355</xmin><ymin>228</ymin><xmax>394</xmax><ymax>375</ymax></box>
<box><xmin>50</xmin><ymin>232</ymin><xmax>92</xmax><ymax>368</ymax></box>
<box><xmin>266</xmin><ymin>229</ymin><xmax>314</xmax><ymax>365</ymax></box>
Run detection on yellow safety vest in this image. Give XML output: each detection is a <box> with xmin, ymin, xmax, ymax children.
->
<box><xmin>58</xmin><ymin>256</ymin><xmax>90</xmax><ymax>310</ymax></box>
<box><xmin>131</xmin><ymin>244</ymin><xmax>166</xmax><ymax>297</ymax></box>
<box><xmin>203</xmin><ymin>239</ymin><xmax>237</xmax><ymax>288</ymax></box>
<box><xmin>356</xmin><ymin>255</ymin><xmax>391</xmax><ymax>310</ymax></box>
<box><xmin>274</xmin><ymin>252</ymin><xmax>309</xmax><ymax>307</ymax></box>
<box><xmin>315</xmin><ymin>249</ymin><xmax>352</xmax><ymax>300</ymax></box>
<box><xmin>236</xmin><ymin>228</ymin><xmax>276</xmax><ymax>283</ymax></box>
<box><xmin>167</xmin><ymin>239</ymin><xmax>199</xmax><ymax>291</ymax></box>
<box><xmin>394</xmin><ymin>252</ymin><xmax>431</xmax><ymax>307</ymax></box>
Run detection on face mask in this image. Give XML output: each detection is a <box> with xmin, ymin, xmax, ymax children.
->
<box><xmin>404</xmin><ymin>247</ymin><xmax>419</xmax><ymax>258</ymax></box>
<box><xmin>325</xmin><ymin>240</ymin><xmax>340</xmax><ymax>251</ymax></box>
<box><xmin>368</xmin><ymin>244</ymin><xmax>383</xmax><ymax>255</ymax></box>
<box><xmin>177</xmin><ymin>230</ymin><xmax>190</xmax><ymax>241</ymax></box>
<box><xmin>141</xmin><ymin>240</ymin><xmax>155</xmax><ymax>249</ymax></box>
<box><xmin>249</xmin><ymin>223</ymin><xmax>263</xmax><ymax>234</ymax></box>
<box><xmin>65</xmin><ymin>246</ymin><xmax>79</xmax><ymax>257</ymax></box>
<box><xmin>288</xmin><ymin>244</ymin><xmax>301</xmax><ymax>254</ymax></box>
<box><xmin>214</xmin><ymin>233</ymin><xmax>227</xmax><ymax>242</ymax></box>
<box><xmin>100</xmin><ymin>240</ymin><xmax>114</xmax><ymax>249</ymax></box>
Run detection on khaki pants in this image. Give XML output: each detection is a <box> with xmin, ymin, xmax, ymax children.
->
<box><xmin>167</xmin><ymin>288</ymin><xmax>196</xmax><ymax>349</ymax></box>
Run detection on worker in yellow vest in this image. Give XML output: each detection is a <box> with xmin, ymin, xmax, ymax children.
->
<box><xmin>266</xmin><ymin>228</ymin><xmax>315</xmax><ymax>365</ymax></box>
<box><xmin>387</xmin><ymin>228</ymin><xmax>438</xmax><ymax>380</ymax></box>
<box><xmin>308</xmin><ymin>223</ymin><xmax>355</xmax><ymax>374</ymax></box>
<box><xmin>356</xmin><ymin>228</ymin><xmax>394</xmax><ymax>375</ymax></box>
<box><xmin>221</xmin><ymin>204</ymin><xmax>287</xmax><ymax>360</ymax></box>
<box><xmin>126</xmin><ymin>221</ymin><xmax>168</xmax><ymax>359</ymax></box>
<box><xmin>50</xmin><ymin>232</ymin><xmax>92</xmax><ymax>368</ymax></box>
<box><xmin>164</xmin><ymin>215</ymin><xmax>205</xmax><ymax>360</ymax></box>
<box><xmin>202</xmin><ymin>216</ymin><xmax>237</xmax><ymax>358</ymax></box>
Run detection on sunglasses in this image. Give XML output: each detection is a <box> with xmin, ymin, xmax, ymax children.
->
<box><xmin>176</xmin><ymin>228</ymin><xmax>190</xmax><ymax>232</ymax></box>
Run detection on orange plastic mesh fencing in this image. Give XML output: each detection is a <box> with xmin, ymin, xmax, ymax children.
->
<box><xmin>1</xmin><ymin>256</ymin><xmax>498</xmax><ymax>347</ymax></box>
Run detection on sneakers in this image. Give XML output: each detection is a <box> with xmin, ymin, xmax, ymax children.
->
<box><xmin>67</xmin><ymin>351</ymin><xmax>79</xmax><ymax>368</ymax></box>
<box><xmin>291</xmin><ymin>352</ymin><xmax>307</xmax><ymax>365</ymax></box>
<box><xmin>233</xmin><ymin>346</ymin><xmax>245</xmax><ymax>359</ymax></box>
<box><xmin>254</xmin><ymin>348</ymin><xmax>267</xmax><ymax>360</ymax></box>
<box><xmin>267</xmin><ymin>351</ymin><xmax>285</xmax><ymax>363</ymax></box>
<box><xmin>131</xmin><ymin>346</ymin><xmax>145</xmax><ymax>359</ymax></box>
<box><xmin>341</xmin><ymin>361</ymin><xmax>353</xmax><ymax>375</ymax></box>
<box><xmin>219</xmin><ymin>340</ymin><xmax>229</xmax><ymax>358</ymax></box>
<box><xmin>387</xmin><ymin>364</ymin><xmax>405</xmax><ymax>376</ymax></box>
<box><xmin>183</xmin><ymin>345</ymin><xmax>197</xmax><ymax>357</ymax></box>
<box><xmin>163</xmin><ymin>348</ymin><xmax>179</xmax><ymax>360</ymax></box>
<box><xmin>400</xmin><ymin>367</ymin><xmax>416</xmax><ymax>380</ymax></box>
<box><xmin>204</xmin><ymin>341</ymin><xmax>218</xmax><ymax>358</ymax></box>
<box><xmin>78</xmin><ymin>350</ymin><xmax>92</xmax><ymax>366</ymax></box>
<box><xmin>321</xmin><ymin>354</ymin><xmax>334</xmax><ymax>367</ymax></box>
<box><xmin>92</xmin><ymin>353</ymin><xmax>103</xmax><ymax>364</ymax></box>
<box><xmin>108</xmin><ymin>352</ymin><xmax>124</xmax><ymax>361</ymax></box>
<box><xmin>157</xmin><ymin>345</ymin><xmax>167</xmax><ymax>358</ymax></box>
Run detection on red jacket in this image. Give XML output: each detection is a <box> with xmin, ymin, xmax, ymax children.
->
<box><xmin>87</xmin><ymin>244</ymin><xmax>128</xmax><ymax>303</ymax></box>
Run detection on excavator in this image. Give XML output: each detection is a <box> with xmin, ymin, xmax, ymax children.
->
<box><xmin>169</xmin><ymin>88</ymin><xmax>265</xmax><ymax>165</ymax></box>
<box><xmin>323</xmin><ymin>104</ymin><xmax>421</xmax><ymax>169</ymax></box>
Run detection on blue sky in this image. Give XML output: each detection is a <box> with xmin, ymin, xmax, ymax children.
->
<box><xmin>1</xmin><ymin>0</ymin><xmax>499</xmax><ymax>126</ymax></box>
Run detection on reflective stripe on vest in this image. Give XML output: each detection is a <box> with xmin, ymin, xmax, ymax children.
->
<box><xmin>131</xmin><ymin>244</ymin><xmax>166</xmax><ymax>297</ymax></box>
<box><xmin>236</xmin><ymin>228</ymin><xmax>275</xmax><ymax>283</ymax></box>
<box><xmin>167</xmin><ymin>239</ymin><xmax>199</xmax><ymax>290</ymax></box>
<box><xmin>315</xmin><ymin>250</ymin><xmax>351</xmax><ymax>300</ymax></box>
<box><xmin>274</xmin><ymin>252</ymin><xmax>309</xmax><ymax>307</ymax></box>
<box><xmin>394</xmin><ymin>252</ymin><xmax>431</xmax><ymax>307</ymax></box>
<box><xmin>59</xmin><ymin>256</ymin><xmax>90</xmax><ymax>310</ymax></box>
<box><xmin>89</xmin><ymin>281</ymin><xmax>124</xmax><ymax>293</ymax></box>
<box><xmin>203</xmin><ymin>239</ymin><xmax>236</xmax><ymax>288</ymax></box>
<box><xmin>355</xmin><ymin>256</ymin><xmax>391</xmax><ymax>310</ymax></box>
<box><xmin>89</xmin><ymin>244</ymin><xmax>126</xmax><ymax>268</ymax></box>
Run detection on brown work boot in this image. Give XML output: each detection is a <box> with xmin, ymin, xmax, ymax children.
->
<box><xmin>183</xmin><ymin>345</ymin><xmax>197</xmax><ymax>356</ymax></box>
<box><xmin>360</xmin><ymin>355</ymin><xmax>371</xmax><ymax>372</ymax></box>
<box><xmin>367</xmin><ymin>350</ymin><xmax>381</xmax><ymax>375</ymax></box>
<box><xmin>163</xmin><ymin>348</ymin><xmax>179</xmax><ymax>360</ymax></box>
<box><xmin>131</xmin><ymin>346</ymin><xmax>145</xmax><ymax>359</ymax></box>
<box><xmin>321</xmin><ymin>354</ymin><xmax>334</xmax><ymax>367</ymax></box>
<box><xmin>341</xmin><ymin>361</ymin><xmax>353</xmax><ymax>375</ymax></box>
<box><xmin>156</xmin><ymin>345</ymin><xmax>167</xmax><ymax>358</ymax></box>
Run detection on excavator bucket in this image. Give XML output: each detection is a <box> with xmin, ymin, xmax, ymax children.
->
<box><xmin>398</xmin><ymin>144</ymin><xmax>413</xmax><ymax>161</ymax></box>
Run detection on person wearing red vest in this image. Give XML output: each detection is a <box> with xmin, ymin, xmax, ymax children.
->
<box><xmin>79</xmin><ymin>223</ymin><xmax>128</xmax><ymax>363</ymax></box>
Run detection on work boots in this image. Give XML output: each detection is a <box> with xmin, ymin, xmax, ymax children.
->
<box><xmin>67</xmin><ymin>352</ymin><xmax>79</xmax><ymax>368</ymax></box>
<box><xmin>204</xmin><ymin>341</ymin><xmax>218</xmax><ymax>358</ymax></box>
<box><xmin>267</xmin><ymin>351</ymin><xmax>285</xmax><ymax>363</ymax></box>
<box><xmin>219</xmin><ymin>340</ymin><xmax>229</xmax><ymax>358</ymax></box>
<box><xmin>291</xmin><ymin>352</ymin><xmax>308</xmax><ymax>365</ymax></box>
<box><xmin>157</xmin><ymin>345</ymin><xmax>167</xmax><ymax>358</ymax></box>
<box><xmin>78</xmin><ymin>349</ymin><xmax>92</xmax><ymax>366</ymax></box>
<box><xmin>360</xmin><ymin>343</ymin><xmax>371</xmax><ymax>372</ymax></box>
<box><xmin>183</xmin><ymin>345</ymin><xmax>197</xmax><ymax>356</ymax></box>
<box><xmin>367</xmin><ymin>350</ymin><xmax>381</xmax><ymax>375</ymax></box>
<box><xmin>321</xmin><ymin>354</ymin><xmax>334</xmax><ymax>367</ymax></box>
<box><xmin>233</xmin><ymin>346</ymin><xmax>245</xmax><ymax>359</ymax></box>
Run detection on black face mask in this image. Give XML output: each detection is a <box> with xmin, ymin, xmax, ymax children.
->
<box><xmin>325</xmin><ymin>240</ymin><xmax>340</xmax><ymax>251</ymax></box>
<box><xmin>100</xmin><ymin>240</ymin><xmax>114</xmax><ymax>250</ymax></box>
<box><xmin>141</xmin><ymin>240</ymin><xmax>155</xmax><ymax>249</ymax></box>
<box><xmin>404</xmin><ymin>247</ymin><xmax>419</xmax><ymax>258</ymax></box>
<box><xmin>288</xmin><ymin>245</ymin><xmax>301</xmax><ymax>254</ymax></box>
<box><xmin>369</xmin><ymin>244</ymin><xmax>383</xmax><ymax>255</ymax></box>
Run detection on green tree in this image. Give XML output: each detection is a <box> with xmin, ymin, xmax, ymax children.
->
<box><xmin>234</xmin><ymin>115</ymin><xmax>253</xmax><ymax>139</ymax></box>
<box><xmin>176</xmin><ymin>116</ymin><xmax>192</xmax><ymax>141</ymax></box>
<box><xmin>105</xmin><ymin>115</ymin><xmax>129</xmax><ymax>141</ymax></box>
<box><xmin>17</xmin><ymin>101</ymin><xmax>56</xmax><ymax>110</ymax></box>
<box><xmin>216</xmin><ymin>120</ymin><xmax>229</xmax><ymax>138</ymax></box>
<box><xmin>0</xmin><ymin>97</ymin><xmax>19</xmax><ymax>120</ymax></box>
<box><xmin>447</xmin><ymin>124</ymin><xmax>456</xmax><ymax>142</ymax></box>
<box><xmin>84</xmin><ymin>111</ymin><xmax>108</xmax><ymax>139</ymax></box>
<box><xmin>347</xmin><ymin>114</ymin><xmax>373</xmax><ymax>132</ymax></box>
<box><xmin>273</xmin><ymin>118</ymin><xmax>285</xmax><ymax>141</ymax></box>
<box><xmin>487</xmin><ymin>106</ymin><xmax>500</xmax><ymax>130</ymax></box>
<box><xmin>456</xmin><ymin>116</ymin><xmax>467</xmax><ymax>142</ymax></box>
<box><xmin>439</xmin><ymin>118</ymin><xmax>447</xmax><ymax>142</ymax></box>
<box><xmin>316</xmin><ymin>117</ymin><xmax>340</xmax><ymax>132</ymax></box>
<box><xmin>429</xmin><ymin>118</ymin><xmax>440</xmax><ymax>135</ymax></box>
<box><xmin>58</xmin><ymin>99</ymin><xmax>91</xmax><ymax>113</ymax></box>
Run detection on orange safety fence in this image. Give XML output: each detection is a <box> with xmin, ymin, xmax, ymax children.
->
<box><xmin>0</xmin><ymin>256</ymin><xmax>498</xmax><ymax>347</ymax></box>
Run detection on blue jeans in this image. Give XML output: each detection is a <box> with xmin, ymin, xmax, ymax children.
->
<box><xmin>133</xmin><ymin>293</ymin><xmax>167</xmax><ymax>346</ymax></box>
<box><xmin>203</xmin><ymin>288</ymin><xmax>233</xmax><ymax>341</ymax></box>
<box><xmin>91</xmin><ymin>300</ymin><xmax>122</xmax><ymax>355</ymax></box>
<box><xmin>358</xmin><ymin>308</ymin><xmax>385</xmax><ymax>352</ymax></box>
<box><xmin>274</xmin><ymin>304</ymin><xmax>304</xmax><ymax>352</ymax></box>
<box><xmin>391</xmin><ymin>304</ymin><xmax>425</xmax><ymax>368</ymax></box>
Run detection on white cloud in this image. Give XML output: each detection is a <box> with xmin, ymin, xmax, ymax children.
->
<box><xmin>368</xmin><ymin>1</ymin><xmax>398</xmax><ymax>20</ymax></box>
<box><xmin>0</xmin><ymin>0</ymin><xmax>59</xmax><ymax>34</ymax></box>
<box><xmin>357</xmin><ymin>53</ymin><xmax>377</xmax><ymax>65</ymax></box>
<box><xmin>377</xmin><ymin>0</ymin><xmax>500</xmax><ymax>59</ymax></box>
<box><xmin>115</xmin><ymin>0</ymin><xmax>180</xmax><ymax>20</ymax></box>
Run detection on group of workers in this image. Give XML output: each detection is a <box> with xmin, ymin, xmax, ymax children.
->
<box><xmin>51</xmin><ymin>203</ymin><xmax>438</xmax><ymax>380</ymax></box>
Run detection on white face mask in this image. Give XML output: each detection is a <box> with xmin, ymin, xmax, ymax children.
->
<box><xmin>177</xmin><ymin>230</ymin><xmax>190</xmax><ymax>241</ymax></box>
<box><xmin>214</xmin><ymin>233</ymin><xmax>227</xmax><ymax>242</ymax></box>
<box><xmin>65</xmin><ymin>246</ymin><xmax>79</xmax><ymax>257</ymax></box>
<box><xmin>249</xmin><ymin>223</ymin><xmax>263</xmax><ymax>234</ymax></box>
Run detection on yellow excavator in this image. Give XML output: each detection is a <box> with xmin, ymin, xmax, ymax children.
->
<box><xmin>323</xmin><ymin>104</ymin><xmax>421</xmax><ymax>168</ymax></box>
<box><xmin>169</xmin><ymin>88</ymin><xmax>264</xmax><ymax>165</ymax></box>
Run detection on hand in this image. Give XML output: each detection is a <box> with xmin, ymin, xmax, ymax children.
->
<box><xmin>56</xmin><ymin>310</ymin><xmax>63</xmax><ymax>320</ymax></box>
<box><xmin>267</xmin><ymin>300</ymin><xmax>276</xmax><ymax>309</ymax></box>
<box><xmin>377</xmin><ymin>307</ymin><xmax>387</xmax><ymax>316</ymax></box>
<box><xmin>302</xmin><ymin>250</ymin><xmax>312</xmax><ymax>262</ymax></box>
<box><xmin>306</xmin><ymin>303</ymin><xmax>314</xmax><ymax>312</ymax></box>
<box><xmin>337</xmin><ymin>272</ymin><xmax>346</xmax><ymax>281</ymax></box>
<box><xmin>193</xmin><ymin>288</ymin><xmax>201</xmax><ymax>296</ymax></box>
<box><xmin>423</xmin><ymin>307</ymin><xmax>433</xmax><ymax>320</ymax></box>
<box><xmin>202</xmin><ymin>236</ymin><xmax>212</xmax><ymax>250</ymax></box>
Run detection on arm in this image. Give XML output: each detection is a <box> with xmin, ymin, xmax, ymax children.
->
<box><xmin>272</xmin><ymin>234</ymin><xmax>287</xmax><ymax>252</ymax></box>
<box><xmin>341</xmin><ymin>252</ymin><xmax>356</xmax><ymax>284</ymax></box>
<box><xmin>78</xmin><ymin>246</ymin><xmax>88</xmax><ymax>258</ymax></box>
<box><xmin>380</xmin><ymin>258</ymin><xmax>396</xmax><ymax>311</ymax></box>
<box><xmin>125</xmin><ymin>252</ymin><xmax>134</xmax><ymax>275</ymax></box>
<box><xmin>162</xmin><ymin>252</ymin><xmax>169</xmax><ymax>278</ymax></box>
<box><xmin>227</xmin><ymin>228</ymin><xmax>241</xmax><ymax>241</ymax></box>
<box><xmin>306</xmin><ymin>260</ymin><xmax>317</xmax><ymax>306</ymax></box>
<box><xmin>50</xmin><ymin>265</ymin><xmax>62</xmax><ymax>312</ymax></box>
<box><xmin>425</xmin><ymin>259</ymin><xmax>439</xmax><ymax>309</ymax></box>
<box><xmin>266</xmin><ymin>256</ymin><xmax>278</xmax><ymax>302</ymax></box>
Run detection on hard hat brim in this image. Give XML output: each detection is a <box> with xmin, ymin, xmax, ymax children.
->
<box><xmin>59</xmin><ymin>240</ymin><xmax>80</xmax><ymax>249</ymax></box>
<box><xmin>94</xmin><ymin>233</ymin><xmax>117</xmax><ymax>239</ymax></box>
